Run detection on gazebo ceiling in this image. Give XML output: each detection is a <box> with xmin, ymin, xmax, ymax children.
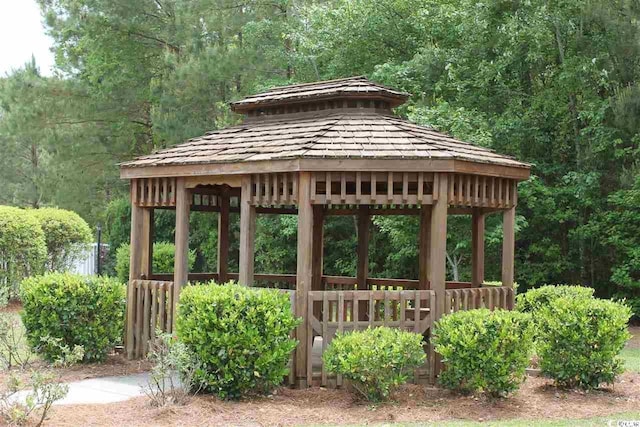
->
<box><xmin>121</xmin><ymin>77</ymin><xmax>530</xmax><ymax>180</ymax></box>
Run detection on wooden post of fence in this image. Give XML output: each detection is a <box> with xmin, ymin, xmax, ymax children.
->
<box><xmin>218</xmin><ymin>186</ymin><xmax>230</xmax><ymax>283</ymax></box>
<box><xmin>239</xmin><ymin>176</ymin><xmax>256</xmax><ymax>286</ymax></box>
<box><xmin>357</xmin><ymin>206</ymin><xmax>369</xmax><ymax>321</ymax></box>
<box><xmin>419</xmin><ymin>207</ymin><xmax>431</xmax><ymax>290</ymax></box>
<box><xmin>295</xmin><ymin>172</ymin><xmax>314</xmax><ymax>388</ymax></box>
<box><xmin>126</xmin><ymin>180</ymin><xmax>144</xmax><ymax>359</ymax></box>
<box><xmin>472</xmin><ymin>208</ymin><xmax>485</xmax><ymax>287</ymax></box>
<box><xmin>429</xmin><ymin>173</ymin><xmax>448</xmax><ymax>377</ymax></box>
<box><xmin>501</xmin><ymin>206</ymin><xmax>515</xmax><ymax>288</ymax></box>
<box><xmin>173</xmin><ymin>177</ymin><xmax>190</xmax><ymax>330</ymax></box>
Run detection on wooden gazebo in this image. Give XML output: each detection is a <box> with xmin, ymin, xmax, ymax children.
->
<box><xmin>120</xmin><ymin>76</ymin><xmax>530</xmax><ymax>387</ymax></box>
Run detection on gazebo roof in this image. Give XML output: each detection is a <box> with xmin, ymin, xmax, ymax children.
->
<box><xmin>121</xmin><ymin>77</ymin><xmax>530</xmax><ymax>179</ymax></box>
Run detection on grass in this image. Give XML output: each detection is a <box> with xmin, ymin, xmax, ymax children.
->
<box><xmin>365</xmin><ymin>412</ymin><xmax>640</xmax><ymax>426</ymax></box>
<box><xmin>621</xmin><ymin>347</ymin><xmax>640</xmax><ymax>373</ymax></box>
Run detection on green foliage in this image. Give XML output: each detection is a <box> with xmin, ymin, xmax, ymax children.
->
<box><xmin>176</xmin><ymin>282</ymin><xmax>299</xmax><ymax>399</ymax></box>
<box><xmin>433</xmin><ymin>309</ymin><xmax>534</xmax><ymax>397</ymax></box>
<box><xmin>322</xmin><ymin>327</ymin><xmax>426</xmax><ymax>402</ymax></box>
<box><xmin>537</xmin><ymin>297</ymin><xmax>632</xmax><ymax>389</ymax></box>
<box><xmin>29</xmin><ymin>207</ymin><xmax>93</xmax><ymax>272</ymax></box>
<box><xmin>516</xmin><ymin>285</ymin><xmax>595</xmax><ymax>314</ymax></box>
<box><xmin>114</xmin><ymin>242</ymin><xmax>196</xmax><ymax>283</ymax></box>
<box><xmin>0</xmin><ymin>206</ymin><xmax>47</xmax><ymax>304</ymax></box>
<box><xmin>20</xmin><ymin>273</ymin><xmax>125</xmax><ymax>362</ymax></box>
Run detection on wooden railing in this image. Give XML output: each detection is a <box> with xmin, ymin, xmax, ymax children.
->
<box><xmin>307</xmin><ymin>290</ymin><xmax>436</xmax><ymax>387</ymax></box>
<box><xmin>127</xmin><ymin>279</ymin><xmax>174</xmax><ymax>359</ymax></box>
<box><xmin>445</xmin><ymin>286</ymin><xmax>514</xmax><ymax>313</ymax></box>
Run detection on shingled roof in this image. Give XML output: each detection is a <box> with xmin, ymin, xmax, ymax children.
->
<box><xmin>121</xmin><ymin>77</ymin><xmax>530</xmax><ymax>177</ymax></box>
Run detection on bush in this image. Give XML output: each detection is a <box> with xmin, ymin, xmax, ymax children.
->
<box><xmin>20</xmin><ymin>273</ymin><xmax>126</xmax><ymax>362</ymax></box>
<box><xmin>176</xmin><ymin>282</ymin><xmax>299</xmax><ymax>399</ymax></box>
<box><xmin>30</xmin><ymin>207</ymin><xmax>93</xmax><ymax>272</ymax></box>
<box><xmin>433</xmin><ymin>309</ymin><xmax>534</xmax><ymax>397</ymax></box>
<box><xmin>115</xmin><ymin>242</ymin><xmax>196</xmax><ymax>283</ymax></box>
<box><xmin>0</xmin><ymin>206</ymin><xmax>46</xmax><ymax>304</ymax></box>
<box><xmin>537</xmin><ymin>297</ymin><xmax>631</xmax><ymax>389</ymax></box>
<box><xmin>323</xmin><ymin>327</ymin><xmax>426</xmax><ymax>401</ymax></box>
<box><xmin>515</xmin><ymin>285</ymin><xmax>594</xmax><ymax>313</ymax></box>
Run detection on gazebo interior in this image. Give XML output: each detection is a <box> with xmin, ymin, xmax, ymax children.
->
<box><xmin>120</xmin><ymin>76</ymin><xmax>531</xmax><ymax>387</ymax></box>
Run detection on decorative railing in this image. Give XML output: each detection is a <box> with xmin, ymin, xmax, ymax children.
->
<box><xmin>127</xmin><ymin>279</ymin><xmax>174</xmax><ymax>359</ymax></box>
<box><xmin>307</xmin><ymin>290</ymin><xmax>436</xmax><ymax>387</ymax></box>
<box><xmin>445</xmin><ymin>286</ymin><xmax>514</xmax><ymax>312</ymax></box>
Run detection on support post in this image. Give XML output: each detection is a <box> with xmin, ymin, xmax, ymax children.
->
<box><xmin>429</xmin><ymin>173</ymin><xmax>448</xmax><ymax>377</ymax></box>
<box><xmin>357</xmin><ymin>206</ymin><xmax>370</xmax><ymax>321</ymax></box>
<box><xmin>419</xmin><ymin>207</ymin><xmax>431</xmax><ymax>290</ymax></box>
<box><xmin>126</xmin><ymin>180</ymin><xmax>144</xmax><ymax>359</ymax></box>
<box><xmin>239</xmin><ymin>176</ymin><xmax>256</xmax><ymax>286</ymax></box>
<box><xmin>173</xmin><ymin>177</ymin><xmax>190</xmax><ymax>329</ymax></box>
<box><xmin>501</xmin><ymin>206</ymin><xmax>515</xmax><ymax>287</ymax></box>
<box><xmin>472</xmin><ymin>208</ymin><xmax>485</xmax><ymax>287</ymax></box>
<box><xmin>295</xmin><ymin>172</ymin><xmax>313</xmax><ymax>388</ymax></box>
<box><xmin>141</xmin><ymin>208</ymin><xmax>154</xmax><ymax>279</ymax></box>
<box><xmin>217</xmin><ymin>187</ymin><xmax>230</xmax><ymax>283</ymax></box>
<box><xmin>311</xmin><ymin>205</ymin><xmax>324</xmax><ymax>319</ymax></box>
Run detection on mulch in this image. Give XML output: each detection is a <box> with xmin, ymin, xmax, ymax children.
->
<box><xmin>40</xmin><ymin>372</ymin><xmax>640</xmax><ymax>426</ymax></box>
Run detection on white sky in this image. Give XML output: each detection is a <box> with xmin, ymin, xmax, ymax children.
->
<box><xmin>0</xmin><ymin>0</ymin><xmax>55</xmax><ymax>76</ymax></box>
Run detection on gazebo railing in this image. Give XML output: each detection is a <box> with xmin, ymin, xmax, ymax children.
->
<box><xmin>445</xmin><ymin>286</ymin><xmax>514</xmax><ymax>312</ymax></box>
<box><xmin>127</xmin><ymin>279</ymin><xmax>174</xmax><ymax>359</ymax></box>
<box><xmin>306</xmin><ymin>289</ymin><xmax>436</xmax><ymax>387</ymax></box>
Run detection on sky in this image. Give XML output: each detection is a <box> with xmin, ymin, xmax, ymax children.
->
<box><xmin>0</xmin><ymin>0</ymin><xmax>55</xmax><ymax>76</ymax></box>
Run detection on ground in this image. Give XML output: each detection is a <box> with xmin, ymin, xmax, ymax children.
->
<box><xmin>2</xmin><ymin>304</ymin><xmax>640</xmax><ymax>426</ymax></box>
<box><xmin>38</xmin><ymin>373</ymin><xmax>640</xmax><ymax>426</ymax></box>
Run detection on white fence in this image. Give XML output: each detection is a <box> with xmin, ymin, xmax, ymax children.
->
<box><xmin>69</xmin><ymin>243</ymin><xmax>109</xmax><ymax>276</ymax></box>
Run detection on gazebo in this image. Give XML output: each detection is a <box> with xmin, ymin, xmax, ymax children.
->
<box><xmin>120</xmin><ymin>76</ymin><xmax>530</xmax><ymax>387</ymax></box>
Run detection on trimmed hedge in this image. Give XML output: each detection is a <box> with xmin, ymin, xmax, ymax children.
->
<box><xmin>323</xmin><ymin>327</ymin><xmax>426</xmax><ymax>401</ymax></box>
<box><xmin>176</xmin><ymin>282</ymin><xmax>299</xmax><ymax>399</ymax></box>
<box><xmin>537</xmin><ymin>297</ymin><xmax>631</xmax><ymax>389</ymax></box>
<box><xmin>115</xmin><ymin>242</ymin><xmax>196</xmax><ymax>283</ymax></box>
<box><xmin>20</xmin><ymin>273</ymin><xmax>126</xmax><ymax>362</ymax></box>
<box><xmin>30</xmin><ymin>207</ymin><xmax>93</xmax><ymax>272</ymax></box>
<box><xmin>515</xmin><ymin>285</ymin><xmax>594</xmax><ymax>313</ymax></box>
<box><xmin>0</xmin><ymin>206</ymin><xmax>46</xmax><ymax>304</ymax></box>
<box><xmin>433</xmin><ymin>309</ymin><xmax>534</xmax><ymax>397</ymax></box>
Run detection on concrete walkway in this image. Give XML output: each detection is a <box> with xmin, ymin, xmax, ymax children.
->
<box><xmin>15</xmin><ymin>372</ymin><xmax>152</xmax><ymax>406</ymax></box>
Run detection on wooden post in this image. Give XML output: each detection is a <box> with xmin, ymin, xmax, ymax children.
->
<box><xmin>239</xmin><ymin>175</ymin><xmax>256</xmax><ymax>286</ymax></box>
<box><xmin>173</xmin><ymin>177</ymin><xmax>190</xmax><ymax>329</ymax></box>
<box><xmin>311</xmin><ymin>205</ymin><xmax>324</xmax><ymax>320</ymax></box>
<box><xmin>126</xmin><ymin>180</ymin><xmax>144</xmax><ymax>359</ymax></box>
<box><xmin>217</xmin><ymin>188</ymin><xmax>230</xmax><ymax>283</ymax></box>
<box><xmin>295</xmin><ymin>172</ymin><xmax>313</xmax><ymax>388</ymax></box>
<box><xmin>357</xmin><ymin>206</ymin><xmax>370</xmax><ymax>321</ymax></box>
<box><xmin>419</xmin><ymin>207</ymin><xmax>431</xmax><ymax>290</ymax></box>
<box><xmin>471</xmin><ymin>208</ymin><xmax>485</xmax><ymax>287</ymax></box>
<box><xmin>502</xmin><ymin>206</ymin><xmax>515</xmax><ymax>287</ymax></box>
<box><xmin>429</xmin><ymin>173</ymin><xmax>448</xmax><ymax>377</ymax></box>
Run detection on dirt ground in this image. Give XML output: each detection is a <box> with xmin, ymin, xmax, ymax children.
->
<box><xmin>39</xmin><ymin>372</ymin><xmax>640</xmax><ymax>427</ymax></box>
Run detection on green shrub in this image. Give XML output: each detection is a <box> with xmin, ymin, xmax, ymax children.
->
<box><xmin>323</xmin><ymin>327</ymin><xmax>426</xmax><ymax>402</ymax></box>
<box><xmin>30</xmin><ymin>207</ymin><xmax>93</xmax><ymax>272</ymax></box>
<box><xmin>0</xmin><ymin>206</ymin><xmax>46</xmax><ymax>304</ymax></box>
<box><xmin>115</xmin><ymin>242</ymin><xmax>196</xmax><ymax>283</ymax></box>
<box><xmin>20</xmin><ymin>273</ymin><xmax>126</xmax><ymax>362</ymax></box>
<box><xmin>537</xmin><ymin>297</ymin><xmax>631</xmax><ymax>389</ymax></box>
<box><xmin>433</xmin><ymin>309</ymin><xmax>534</xmax><ymax>397</ymax></box>
<box><xmin>176</xmin><ymin>282</ymin><xmax>299</xmax><ymax>399</ymax></box>
<box><xmin>515</xmin><ymin>285</ymin><xmax>594</xmax><ymax>313</ymax></box>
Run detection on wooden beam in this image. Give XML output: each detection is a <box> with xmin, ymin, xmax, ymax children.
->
<box><xmin>429</xmin><ymin>173</ymin><xmax>448</xmax><ymax>378</ymax></box>
<box><xmin>472</xmin><ymin>208</ymin><xmax>485</xmax><ymax>287</ymax></box>
<box><xmin>140</xmin><ymin>208</ymin><xmax>154</xmax><ymax>279</ymax></box>
<box><xmin>311</xmin><ymin>205</ymin><xmax>324</xmax><ymax>292</ymax></box>
<box><xmin>217</xmin><ymin>188</ymin><xmax>230</xmax><ymax>283</ymax></box>
<box><xmin>126</xmin><ymin>181</ymin><xmax>144</xmax><ymax>359</ymax></box>
<box><xmin>295</xmin><ymin>172</ymin><xmax>313</xmax><ymax>388</ymax></box>
<box><xmin>502</xmin><ymin>206</ymin><xmax>516</xmax><ymax>287</ymax></box>
<box><xmin>173</xmin><ymin>177</ymin><xmax>190</xmax><ymax>330</ymax></box>
<box><xmin>419</xmin><ymin>207</ymin><xmax>431</xmax><ymax>290</ymax></box>
<box><xmin>239</xmin><ymin>175</ymin><xmax>256</xmax><ymax>285</ymax></box>
<box><xmin>357</xmin><ymin>206</ymin><xmax>370</xmax><ymax>321</ymax></box>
